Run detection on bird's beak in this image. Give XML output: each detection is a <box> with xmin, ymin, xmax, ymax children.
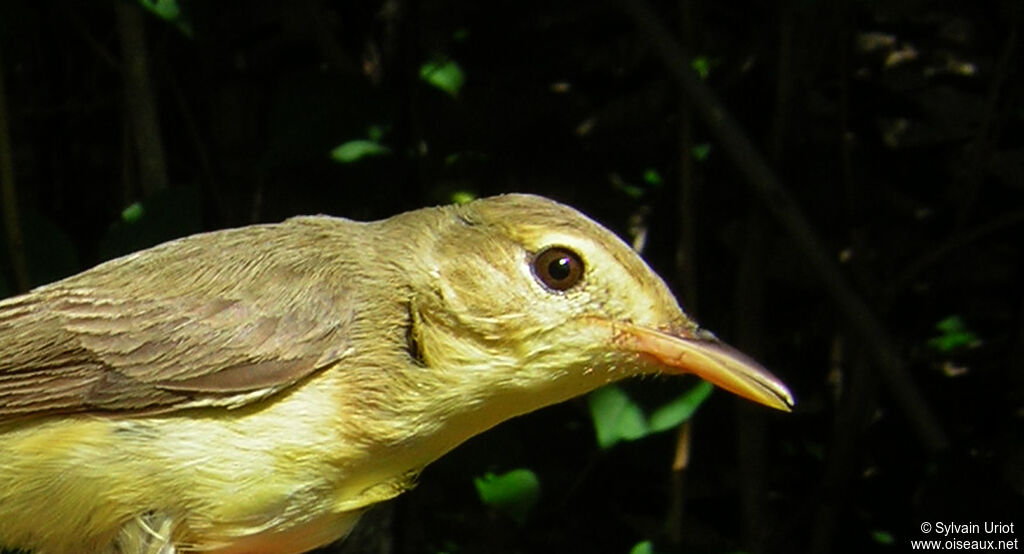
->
<box><xmin>587</xmin><ymin>318</ymin><xmax>794</xmax><ymax>411</ymax></box>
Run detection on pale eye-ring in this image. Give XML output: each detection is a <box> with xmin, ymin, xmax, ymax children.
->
<box><xmin>532</xmin><ymin>247</ymin><xmax>584</xmax><ymax>291</ymax></box>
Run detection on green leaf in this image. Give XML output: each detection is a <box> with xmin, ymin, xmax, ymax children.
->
<box><xmin>137</xmin><ymin>0</ymin><xmax>192</xmax><ymax>37</ymax></box>
<box><xmin>870</xmin><ymin>530</ymin><xmax>894</xmax><ymax>544</ymax></box>
<box><xmin>99</xmin><ymin>187</ymin><xmax>202</xmax><ymax>262</ymax></box>
<box><xmin>588</xmin><ymin>385</ymin><xmax>648</xmax><ymax>449</ymax></box>
<box><xmin>629</xmin><ymin>540</ymin><xmax>655</xmax><ymax>554</ymax></box>
<box><xmin>648</xmin><ymin>381</ymin><xmax>714</xmax><ymax>432</ymax></box>
<box><xmin>451</xmin><ymin>191</ymin><xmax>476</xmax><ymax>204</ymax></box>
<box><xmin>121</xmin><ymin>201</ymin><xmax>145</xmax><ymax>223</ymax></box>
<box><xmin>138</xmin><ymin>0</ymin><xmax>178</xmax><ymax>20</ymax></box>
<box><xmin>690</xmin><ymin>56</ymin><xmax>711</xmax><ymax>80</ymax></box>
<box><xmin>642</xmin><ymin>168</ymin><xmax>663</xmax><ymax>187</ymax></box>
<box><xmin>927</xmin><ymin>315</ymin><xmax>980</xmax><ymax>352</ymax></box>
<box><xmin>329</xmin><ymin>140</ymin><xmax>390</xmax><ymax>163</ymax></box>
<box><xmin>474</xmin><ymin>469</ymin><xmax>541</xmax><ymax>524</ymax></box>
<box><xmin>420</xmin><ymin>60</ymin><xmax>465</xmax><ymax>97</ymax></box>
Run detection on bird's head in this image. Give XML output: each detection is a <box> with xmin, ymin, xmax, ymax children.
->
<box><xmin>385</xmin><ymin>194</ymin><xmax>792</xmax><ymax>443</ymax></box>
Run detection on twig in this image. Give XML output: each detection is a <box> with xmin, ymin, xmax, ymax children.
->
<box><xmin>618</xmin><ymin>0</ymin><xmax>949</xmax><ymax>453</ymax></box>
<box><xmin>116</xmin><ymin>2</ymin><xmax>168</xmax><ymax>196</ymax></box>
<box><xmin>665</xmin><ymin>420</ymin><xmax>691</xmax><ymax>543</ymax></box>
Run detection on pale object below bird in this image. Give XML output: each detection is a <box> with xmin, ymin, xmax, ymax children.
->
<box><xmin>0</xmin><ymin>193</ymin><xmax>793</xmax><ymax>553</ymax></box>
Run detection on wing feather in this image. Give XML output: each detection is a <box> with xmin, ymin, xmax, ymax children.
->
<box><xmin>0</xmin><ymin>219</ymin><xmax>364</xmax><ymax>419</ymax></box>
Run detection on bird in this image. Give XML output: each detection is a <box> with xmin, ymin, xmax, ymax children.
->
<box><xmin>0</xmin><ymin>193</ymin><xmax>792</xmax><ymax>553</ymax></box>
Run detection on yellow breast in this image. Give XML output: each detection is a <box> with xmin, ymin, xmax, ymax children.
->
<box><xmin>0</xmin><ymin>369</ymin><xmax>412</xmax><ymax>553</ymax></box>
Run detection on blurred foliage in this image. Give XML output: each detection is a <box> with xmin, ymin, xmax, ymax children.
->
<box><xmin>927</xmin><ymin>315</ymin><xmax>981</xmax><ymax>352</ymax></box>
<box><xmin>870</xmin><ymin>529</ymin><xmax>895</xmax><ymax>545</ymax></box>
<box><xmin>642</xmin><ymin>168</ymin><xmax>663</xmax><ymax>187</ymax></box>
<box><xmin>136</xmin><ymin>0</ymin><xmax>191</xmax><ymax>36</ymax></box>
<box><xmin>450</xmin><ymin>190</ymin><xmax>477</xmax><ymax>204</ymax></box>
<box><xmin>629</xmin><ymin>540</ymin><xmax>656</xmax><ymax>554</ymax></box>
<box><xmin>420</xmin><ymin>60</ymin><xmax>466</xmax><ymax>97</ymax></box>
<box><xmin>590</xmin><ymin>385</ymin><xmax>649</xmax><ymax>447</ymax></box>
<box><xmin>330</xmin><ymin>125</ymin><xmax>392</xmax><ymax>163</ymax></box>
<box><xmin>473</xmin><ymin>468</ymin><xmax>541</xmax><ymax>525</ymax></box>
<box><xmin>120</xmin><ymin>201</ymin><xmax>145</xmax><ymax>224</ymax></box>
<box><xmin>589</xmin><ymin>382</ymin><xmax>713</xmax><ymax>449</ymax></box>
<box><xmin>691</xmin><ymin>143</ymin><xmax>712</xmax><ymax>161</ymax></box>
<box><xmin>689</xmin><ymin>56</ymin><xmax>713</xmax><ymax>80</ymax></box>
<box><xmin>0</xmin><ymin>0</ymin><xmax>1021</xmax><ymax>553</ymax></box>
<box><xmin>330</xmin><ymin>139</ymin><xmax>391</xmax><ymax>164</ymax></box>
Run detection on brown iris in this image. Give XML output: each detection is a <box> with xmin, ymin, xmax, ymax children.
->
<box><xmin>532</xmin><ymin>247</ymin><xmax>584</xmax><ymax>291</ymax></box>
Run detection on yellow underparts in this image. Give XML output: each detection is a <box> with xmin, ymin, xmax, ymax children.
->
<box><xmin>0</xmin><ymin>369</ymin><xmax>416</xmax><ymax>553</ymax></box>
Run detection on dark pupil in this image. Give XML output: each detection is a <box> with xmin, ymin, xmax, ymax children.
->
<box><xmin>548</xmin><ymin>257</ymin><xmax>572</xmax><ymax>280</ymax></box>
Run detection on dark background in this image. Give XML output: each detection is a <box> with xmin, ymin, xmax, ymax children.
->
<box><xmin>0</xmin><ymin>0</ymin><xmax>1021</xmax><ymax>553</ymax></box>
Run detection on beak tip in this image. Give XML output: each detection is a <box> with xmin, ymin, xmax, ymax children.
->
<box><xmin>763</xmin><ymin>383</ymin><xmax>796</xmax><ymax>412</ymax></box>
<box><xmin>746</xmin><ymin>387</ymin><xmax>794</xmax><ymax>412</ymax></box>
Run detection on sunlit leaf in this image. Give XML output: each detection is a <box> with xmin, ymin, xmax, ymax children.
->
<box><xmin>474</xmin><ymin>468</ymin><xmax>541</xmax><ymax>524</ymax></box>
<box><xmin>138</xmin><ymin>0</ymin><xmax>178</xmax><ymax>19</ymax></box>
<box><xmin>137</xmin><ymin>0</ymin><xmax>192</xmax><ymax>37</ymax></box>
<box><xmin>648</xmin><ymin>381</ymin><xmax>714</xmax><ymax>432</ymax></box>
<box><xmin>121</xmin><ymin>202</ymin><xmax>145</xmax><ymax>223</ymax></box>
<box><xmin>330</xmin><ymin>140</ymin><xmax>390</xmax><ymax>163</ymax></box>
<box><xmin>588</xmin><ymin>385</ymin><xmax>648</xmax><ymax>449</ymax></box>
<box><xmin>451</xmin><ymin>191</ymin><xmax>476</xmax><ymax>204</ymax></box>
<box><xmin>691</xmin><ymin>56</ymin><xmax>711</xmax><ymax>79</ymax></box>
<box><xmin>420</xmin><ymin>60</ymin><xmax>465</xmax><ymax>97</ymax></box>
<box><xmin>629</xmin><ymin>540</ymin><xmax>655</xmax><ymax>554</ymax></box>
<box><xmin>927</xmin><ymin>315</ymin><xmax>980</xmax><ymax>352</ymax></box>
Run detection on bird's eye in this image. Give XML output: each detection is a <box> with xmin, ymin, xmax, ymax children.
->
<box><xmin>532</xmin><ymin>247</ymin><xmax>584</xmax><ymax>291</ymax></box>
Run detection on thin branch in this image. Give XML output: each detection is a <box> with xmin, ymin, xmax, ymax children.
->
<box><xmin>618</xmin><ymin>0</ymin><xmax>949</xmax><ymax>453</ymax></box>
<box><xmin>665</xmin><ymin>420</ymin><xmax>691</xmax><ymax>543</ymax></box>
<box><xmin>116</xmin><ymin>2</ymin><xmax>168</xmax><ymax>197</ymax></box>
